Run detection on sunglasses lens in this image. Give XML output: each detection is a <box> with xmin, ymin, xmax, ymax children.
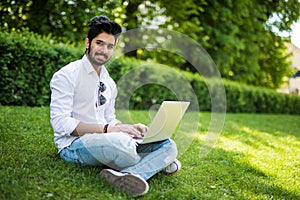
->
<box><xmin>99</xmin><ymin>95</ymin><xmax>106</xmax><ymax>105</ymax></box>
<box><xmin>99</xmin><ymin>82</ymin><xmax>106</xmax><ymax>92</ymax></box>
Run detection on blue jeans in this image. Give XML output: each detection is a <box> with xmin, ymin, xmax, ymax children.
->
<box><xmin>59</xmin><ymin>132</ymin><xmax>178</xmax><ymax>180</ymax></box>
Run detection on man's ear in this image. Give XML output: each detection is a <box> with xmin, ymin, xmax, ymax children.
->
<box><xmin>84</xmin><ymin>38</ymin><xmax>89</xmax><ymax>49</ymax></box>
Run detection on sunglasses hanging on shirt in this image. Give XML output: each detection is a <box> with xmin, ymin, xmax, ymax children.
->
<box><xmin>96</xmin><ymin>81</ymin><xmax>106</xmax><ymax>107</ymax></box>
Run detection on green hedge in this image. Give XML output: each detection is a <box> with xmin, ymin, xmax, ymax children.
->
<box><xmin>0</xmin><ymin>29</ymin><xmax>82</xmax><ymax>106</ymax></box>
<box><xmin>107</xmin><ymin>57</ymin><xmax>300</xmax><ymax>114</ymax></box>
<box><xmin>1</xmin><ymin>30</ymin><xmax>300</xmax><ymax>114</ymax></box>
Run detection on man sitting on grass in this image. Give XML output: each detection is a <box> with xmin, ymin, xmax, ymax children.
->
<box><xmin>49</xmin><ymin>15</ymin><xmax>181</xmax><ymax>197</ymax></box>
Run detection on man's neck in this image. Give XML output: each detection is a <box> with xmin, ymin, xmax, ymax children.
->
<box><xmin>85</xmin><ymin>53</ymin><xmax>102</xmax><ymax>76</ymax></box>
<box><xmin>94</xmin><ymin>65</ymin><xmax>102</xmax><ymax>76</ymax></box>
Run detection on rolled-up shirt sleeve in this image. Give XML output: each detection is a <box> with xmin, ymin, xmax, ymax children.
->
<box><xmin>50</xmin><ymin>70</ymin><xmax>80</xmax><ymax>137</ymax></box>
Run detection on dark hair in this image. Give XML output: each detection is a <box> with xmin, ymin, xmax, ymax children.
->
<box><xmin>88</xmin><ymin>16</ymin><xmax>122</xmax><ymax>43</ymax></box>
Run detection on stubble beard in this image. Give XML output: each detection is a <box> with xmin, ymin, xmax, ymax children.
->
<box><xmin>87</xmin><ymin>46</ymin><xmax>110</xmax><ymax>67</ymax></box>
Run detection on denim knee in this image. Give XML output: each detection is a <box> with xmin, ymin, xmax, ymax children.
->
<box><xmin>85</xmin><ymin>133</ymin><xmax>141</xmax><ymax>169</ymax></box>
<box><xmin>110</xmin><ymin>133</ymin><xmax>141</xmax><ymax>166</ymax></box>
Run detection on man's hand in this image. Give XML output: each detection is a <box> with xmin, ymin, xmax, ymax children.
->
<box><xmin>109</xmin><ymin>123</ymin><xmax>148</xmax><ymax>139</ymax></box>
<box><xmin>133</xmin><ymin>123</ymin><xmax>148</xmax><ymax>136</ymax></box>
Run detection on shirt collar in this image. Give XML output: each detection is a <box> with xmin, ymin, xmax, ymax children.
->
<box><xmin>82</xmin><ymin>55</ymin><xmax>96</xmax><ymax>74</ymax></box>
<box><xmin>82</xmin><ymin>55</ymin><xmax>108</xmax><ymax>79</ymax></box>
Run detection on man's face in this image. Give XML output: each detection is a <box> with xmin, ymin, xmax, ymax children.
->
<box><xmin>86</xmin><ymin>32</ymin><xmax>116</xmax><ymax>67</ymax></box>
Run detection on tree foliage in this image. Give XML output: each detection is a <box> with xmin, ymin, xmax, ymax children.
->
<box><xmin>135</xmin><ymin>0</ymin><xmax>299</xmax><ymax>88</ymax></box>
<box><xmin>0</xmin><ymin>0</ymin><xmax>299</xmax><ymax>88</ymax></box>
<box><xmin>0</xmin><ymin>0</ymin><xmax>125</xmax><ymax>42</ymax></box>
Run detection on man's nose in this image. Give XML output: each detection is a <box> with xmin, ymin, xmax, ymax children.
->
<box><xmin>100</xmin><ymin>44</ymin><xmax>108</xmax><ymax>52</ymax></box>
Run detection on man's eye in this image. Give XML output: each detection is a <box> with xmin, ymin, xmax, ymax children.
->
<box><xmin>108</xmin><ymin>45</ymin><xmax>115</xmax><ymax>50</ymax></box>
<box><xmin>98</xmin><ymin>41</ymin><xmax>105</xmax><ymax>46</ymax></box>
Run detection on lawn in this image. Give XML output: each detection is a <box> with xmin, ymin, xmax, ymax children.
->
<box><xmin>0</xmin><ymin>106</ymin><xmax>299</xmax><ymax>200</ymax></box>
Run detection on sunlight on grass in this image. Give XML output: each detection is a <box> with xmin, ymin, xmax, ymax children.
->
<box><xmin>213</xmin><ymin>118</ymin><xmax>300</xmax><ymax>199</ymax></box>
<box><xmin>1</xmin><ymin>107</ymin><xmax>299</xmax><ymax>199</ymax></box>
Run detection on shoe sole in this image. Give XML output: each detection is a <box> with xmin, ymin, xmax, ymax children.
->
<box><xmin>100</xmin><ymin>169</ymin><xmax>149</xmax><ymax>197</ymax></box>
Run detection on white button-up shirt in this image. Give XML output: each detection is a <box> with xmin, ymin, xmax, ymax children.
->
<box><xmin>50</xmin><ymin>55</ymin><xmax>120</xmax><ymax>152</ymax></box>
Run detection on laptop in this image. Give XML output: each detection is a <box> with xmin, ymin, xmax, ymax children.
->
<box><xmin>136</xmin><ymin>101</ymin><xmax>190</xmax><ymax>144</ymax></box>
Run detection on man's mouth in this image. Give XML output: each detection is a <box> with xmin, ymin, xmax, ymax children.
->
<box><xmin>95</xmin><ymin>53</ymin><xmax>108</xmax><ymax>59</ymax></box>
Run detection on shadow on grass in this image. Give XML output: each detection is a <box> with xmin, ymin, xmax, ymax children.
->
<box><xmin>1</xmin><ymin>107</ymin><xmax>299</xmax><ymax>199</ymax></box>
<box><xmin>146</xmin><ymin>143</ymin><xmax>300</xmax><ymax>200</ymax></box>
<box><xmin>223</xmin><ymin>113</ymin><xmax>300</xmax><ymax>138</ymax></box>
<box><xmin>1</xmin><ymin>135</ymin><xmax>299</xmax><ymax>200</ymax></box>
<box><xmin>38</xmin><ymin>142</ymin><xmax>299</xmax><ymax>200</ymax></box>
<box><xmin>4</xmin><ymin>145</ymin><xmax>299</xmax><ymax>200</ymax></box>
<box><xmin>201</xmin><ymin>147</ymin><xmax>299</xmax><ymax>200</ymax></box>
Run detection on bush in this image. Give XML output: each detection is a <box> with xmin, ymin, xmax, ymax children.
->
<box><xmin>223</xmin><ymin>81</ymin><xmax>300</xmax><ymax>114</ymax></box>
<box><xmin>0</xmin><ymin>29</ymin><xmax>82</xmax><ymax>106</ymax></box>
<box><xmin>1</xmin><ymin>30</ymin><xmax>300</xmax><ymax>114</ymax></box>
<box><xmin>108</xmin><ymin>61</ymin><xmax>187</xmax><ymax>110</ymax></box>
<box><xmin>108</xmin><ymin>57</ymin><xmax>300</xmax><ymax>114</ymax></box>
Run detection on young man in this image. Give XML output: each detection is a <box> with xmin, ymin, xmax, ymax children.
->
<box><xmin>50</xmin><ymin>16</ymin><xmax>181</xmax><ymax>197</ymax></box>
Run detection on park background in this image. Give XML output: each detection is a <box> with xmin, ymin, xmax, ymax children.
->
<box><xmin>1</xmin><ymin>1</ymin><xmax>300</xmax><ymax>199</ymax></box>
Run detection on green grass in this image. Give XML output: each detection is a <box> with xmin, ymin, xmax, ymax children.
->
<box><xmin>0</xmin><ymin>106</ymin><xmax>299</xmax><ymax>200</ymax></box>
